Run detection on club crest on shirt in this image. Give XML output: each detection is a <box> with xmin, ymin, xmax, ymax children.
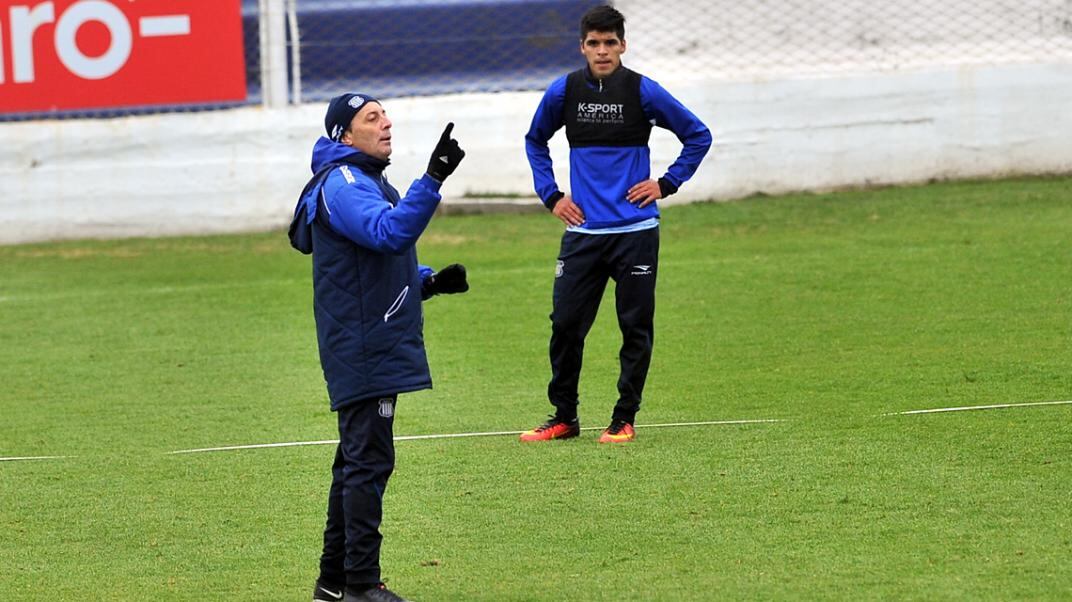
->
<box><xmin>378</xmin><ymin>398</ymin><xmax>394</xmax><ymax>418</ymax></box>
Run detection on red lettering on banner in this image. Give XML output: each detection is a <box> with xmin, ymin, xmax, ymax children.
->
<box><xmin>0</xmin><ymin>0</ymin><xmax>247</xmax><ymax>113</ymax></box>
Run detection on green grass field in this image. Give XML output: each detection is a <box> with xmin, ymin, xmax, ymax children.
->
<box><xmin>2</xmin><ymin>176</ymin><xmax>1070</xmax><ymax>601</ymax></box>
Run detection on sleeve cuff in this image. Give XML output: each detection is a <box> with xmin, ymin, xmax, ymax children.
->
<box><xmin>657</xmin><ymin>177</ymin><xmax>679</xmax><ymax>198</ymax></box>
<box><xmin>422</xmin><ymin>172</ymin><xmax>445</xmax><ymax>189</ymax></box>
<box><xmin>544</xmin><ymin>191</ymin><xmax>565</xmax><ymax>210</ymax></box>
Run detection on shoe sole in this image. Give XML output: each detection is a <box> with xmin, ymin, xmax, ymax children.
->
<box><xmin>519</xmin><ymin>430</ymin><xmax>580</xmax><ymax>442</ymax></box>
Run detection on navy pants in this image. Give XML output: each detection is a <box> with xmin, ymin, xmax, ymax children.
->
<box><xmin>318</xmin><ymin>395</ymin><xmax>396</xmax><ymax>588</ymax></box>
<box><xmin>548</xmin><ymin>227</ymin><xmax>659</xmax><ymax>424</ymax></box>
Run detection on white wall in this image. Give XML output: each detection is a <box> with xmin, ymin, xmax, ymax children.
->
<box><xmin>3</xmin><ymin>0</ymin><xmax>1072</xmax><ymax>244</ymax></box>
<box><xmin>3</xmin><ymin>61</ymin><xmax>1071</xmax><ymax>245</ymax></box>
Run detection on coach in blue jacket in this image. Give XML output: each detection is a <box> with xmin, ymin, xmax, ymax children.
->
<box><xmin>290</xmin><ymin>93</ymin><xmax>466</xmax><ymax>602</ymax></box>
<box><xmin>521</xmin><ymin>5</ymin><xmax>712</xmax><ymax>444</ymax></box>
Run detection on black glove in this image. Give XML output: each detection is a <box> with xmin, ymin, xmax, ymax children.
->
<box><xmin>424</xmin><ymin>264</ymin><xmax>469</xmax><ymax>297</ymax></box>
<box><xmin>426</xmin><ymin>122</ymin><xmax>466</xmax><ymax>182</ymax></box>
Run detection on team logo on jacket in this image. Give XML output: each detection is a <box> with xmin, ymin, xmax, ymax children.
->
<box><xmin>378</xmin><ymin>398</ymin><xmax>395</xmax><ymax>418</ymax></box>
<box><xmin>555</xmin><ymin>260</ymin><xmax>564</xmax><ymax>278</ymax></box>
<box><xmin>339</xmin><ymin>165</ymin><xmax>356</xmax><ymax>184</ymax></box>
<box><xmin>577</xmin><ymin>102</ymin><xmax>625</xmax><ymax>125</ymax></box>
<box><xmin>631</xmin><ymin>264</ymin><xmax>653</xmax><ymax>276</ymax></box>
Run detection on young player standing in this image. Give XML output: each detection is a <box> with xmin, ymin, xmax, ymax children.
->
<box><xmin>521</xmin><ymin>5</ymin><xmax>712</xmax><ymax>443</ymax></box>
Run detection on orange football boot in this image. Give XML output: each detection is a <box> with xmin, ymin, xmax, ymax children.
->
<box><xmin>598</xmin><ymin>419</ymin><xmax>636</xmax><ymax>443</ymax></box>
<box><xmin>519</xmin><ymin>416</ymin><xmax>580</xmax><ymax>441</ymax></box>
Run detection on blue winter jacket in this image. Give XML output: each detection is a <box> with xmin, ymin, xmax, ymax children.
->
<box><xmin>290</xmin><ymin>137</ymin><xmax>442</xmax><ymax>410</ymax></box>
<box><xmin>525</xmin><ymin>66</ymin><xmax>712</xmax><ymax>230</ymax></box>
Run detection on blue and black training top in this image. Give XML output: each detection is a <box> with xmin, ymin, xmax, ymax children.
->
<box><xmin>524</xmin><ymin>65</ymin><xmax>712</xmax><ymax>231</ymax></box>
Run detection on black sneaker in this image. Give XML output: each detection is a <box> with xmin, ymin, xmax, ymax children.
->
<box><xmin>313</xmin><ymin>579</ymin><xmax>345</xmax><ymax>601</ymax></box>
<box><xmin>343</xmin><ymin>583</ymin><xmax>411</xmax><ymax>602</ymax></box>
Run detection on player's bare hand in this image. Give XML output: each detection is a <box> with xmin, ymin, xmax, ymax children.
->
<box><xmin>626</xmin><ymin>179</ymin><xmax>662</xmax><ymax>208</ymax></box>
<box><xmin>552</xmin><ymin>195</ymin><xmax>585</xmax><ymax>227</ymax></box>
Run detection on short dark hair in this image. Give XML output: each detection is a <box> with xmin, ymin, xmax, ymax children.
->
<box><xmin>580</xmin><ymin>5</ymin><xmax>625</xmax><ymax>41</ymax></box>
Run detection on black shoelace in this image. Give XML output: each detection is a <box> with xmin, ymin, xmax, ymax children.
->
<box><xmin>537</xmin><ymin>416</ymin><xmax>573</xmax><ymax>431</ymax></box>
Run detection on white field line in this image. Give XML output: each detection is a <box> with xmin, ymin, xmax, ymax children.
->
<box><xmin>13</xmin><ymin>402</ymin><xmax>1072</xmax><ymax>459</ymax></box>
<box><xmin>168</xmin><ymin>439</ymin><xmax>339</xmax><ymax>454</ymax></box>
<box><xmin>168</xmin><ymin>419</ymin><xmax>783</xmax><ymax>455</ymax></box>
<box><xmin>884</xmin><ymin>399</ymin><xmax>1072</xmax><ymax>416</ymax></box>
<box><xmin>624</xmin><ymin>419</ymin><xmax>783</xmax><ymax>429</ymax></box>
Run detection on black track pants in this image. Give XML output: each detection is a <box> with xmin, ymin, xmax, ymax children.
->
<box><xmin>319</xmin><ymin>395</ymin><xmax>396</xmax><ymax>588</ymax></box>
<box><xmin>547</xmin><ymin>227</ymin><xmax>659</xmax><ymax>423</ymax></box>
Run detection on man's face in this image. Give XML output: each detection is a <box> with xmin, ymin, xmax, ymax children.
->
<box><xmin>581</xmin><ymin>30</ymin><xmax>625</xmax><ymax>78</ymax></box>
<box><xmin>342</xmin><ymin>102</ymin><xmax>392</xmax><ymax>160</ymax></box>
